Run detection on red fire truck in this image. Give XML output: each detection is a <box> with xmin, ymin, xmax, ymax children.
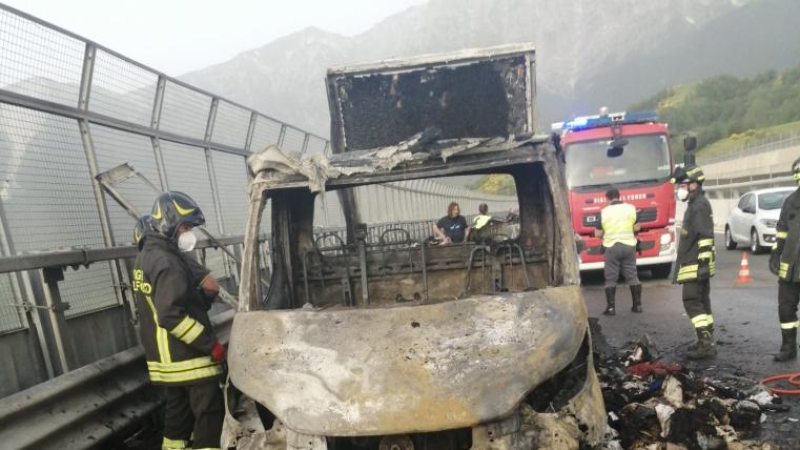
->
<box><xmin>553</xmin><ymin>110</ymin><xmax>677</xmax><ymax>278</ymax></box>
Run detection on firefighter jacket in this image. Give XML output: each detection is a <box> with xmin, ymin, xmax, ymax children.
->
<box><xmin>772</xmin><ymin>187</ymin><xmax>800</xmax><ymax>282</ymax></box>
<box><xmin>133</xmin><ymin>232</ymin><xmax>222</xmax><ymax>386</ymax></box>
<box><xmin>675</xmin><ymin>188</ymin><xmax>716</xmax><ymax>284</ymax></box>
<box><xmin>600</xmin><ymin>200</ymin><xmax>638</xmax><ymax>248</ymax></box>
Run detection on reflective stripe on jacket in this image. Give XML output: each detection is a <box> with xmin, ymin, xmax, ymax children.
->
<box><xmin>775</xmin><ymin>188</ymin><xmax>800</xmax><ymax>282</ymax></box>
<box><xmin>133</xmin><ymin>232</ymin><xmax>222</xmax><ymax>386</ymax></box>
<box><xmin>600</xmin><ymin>201</ymin><xmax>637</xmax><ymax>248</ymax></box>
<box><xmin>675</xmin><ymin>189</ymin><xmax>716</xmax><ymax>284</ymax></box>
<box><xmin>472</xmin><ymin>214</ymin><xmax>493</xmax><ymax>230</ymax></box>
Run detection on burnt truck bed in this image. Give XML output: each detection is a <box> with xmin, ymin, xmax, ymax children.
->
<box><xmin>224</xmin><ymin>44</ymin><xmax>606</xmax><ymax>450</ymax></box>
<box><xmin>326</xmin><ymin>43</ymin><xmax>536</xmax><ymax>155</ymax></box>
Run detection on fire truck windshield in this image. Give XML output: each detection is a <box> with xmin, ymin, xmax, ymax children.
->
<box><xmin>564</xmin><ymin>134</ymin><xmax>671</xmax><ymax>189</ymax></box>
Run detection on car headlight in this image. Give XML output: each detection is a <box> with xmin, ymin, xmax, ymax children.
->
<box><xmin>760</xmin><ymin>219</ymin><xmax>778</xmax><ymax>228</ymax></box>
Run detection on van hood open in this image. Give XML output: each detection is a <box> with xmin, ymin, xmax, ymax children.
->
<box><xmin>228</xmin><ymin>285</ymin><xmax>587</xmax><ymax>436</ymax></box>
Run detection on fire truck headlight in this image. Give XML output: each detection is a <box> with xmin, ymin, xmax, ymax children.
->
<box><xmin>660</xmin><ymin>233</ymin><xmax>672</xmax><ymax>245</ymax></box>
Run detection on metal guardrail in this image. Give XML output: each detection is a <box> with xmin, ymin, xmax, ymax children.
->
<box><xmin>698</xmin><ymin>132</ymin><xmax>800</xmax><ymax>165</ymax></box>
<box><xmin>702</xmin><ymin>170</ymin><xmax>795</xmax><ymax>202</ymax></box>
<box><xmin>0</xmin><ymin>310</ymin><xmax>234</xmax><ymax>450</ymax></box>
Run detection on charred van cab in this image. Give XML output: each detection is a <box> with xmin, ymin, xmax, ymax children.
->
<box><xmin>222</xmin><ymin>44</ymin><xmax>606</xmax><ymax>449</ymax></box>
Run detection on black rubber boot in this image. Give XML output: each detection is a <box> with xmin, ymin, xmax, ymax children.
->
<box><xmin>603</xmin><ymin>287</ymin><xmax>616</xmax><ymax>316</ymax></box>
<box><xmin>774</xmin><ymin>329</ymin><xmax>798</xmax><ymax>362</ymax></box>
<box><xmin>687</xmin><ymin>327</ymin><xmax>717</xmax><ymax>360</ymax></box>
<box><xmin>630</xmin><ymin>284</ymin><xmax>643</xmax><ymax>313</ymax></box>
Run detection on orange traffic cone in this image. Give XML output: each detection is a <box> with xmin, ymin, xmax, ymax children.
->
<box><xmin>737</xmin><ymin>252</ymin><xmax>753</xmax><ymax>284</ymax></box>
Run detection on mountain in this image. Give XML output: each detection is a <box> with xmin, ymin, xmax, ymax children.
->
<box><xmin>181</xmin><ymin>0</ymin><xmax>798</xmax><ymax>139</ymax></box>
<box><xmin>571</xmin><ymin>0</ymin><xmax>800</xmax><ymax>118</ymax></box>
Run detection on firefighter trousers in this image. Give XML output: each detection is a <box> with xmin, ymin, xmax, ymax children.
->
<box><xmin>779</xmin><ymin>281</ymin><xmax>800</xmax><ymax>331</ymax></box>
<box><xmin>682</xmin><ymin>279</ymin><xmax>713</xmax><ymax>329</ymax></box>
<box><xmin>162</xmin><ymin>379</ymin><xmax>224</xmax><ymax>450</ymax></box>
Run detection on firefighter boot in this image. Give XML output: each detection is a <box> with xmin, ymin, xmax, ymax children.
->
<box><xmin>773</xmin><ymin>329</ymin><xmax>797</xmax><ymax>362</ymax></box>
<box><xmin>687</xmin><ymin>327</ymin><xmax>717</xmax><ymax>360</ymax></box>
<box><xmin>630</xmin><ymin>284</ymin><xmax>643</xmax><ymax>313</ymax></box>
<box><xmin>603</xmin><ymin>287</ymin><xmax>616</xmax><ymax>316</ymax></box>
<box><xmin>687</xmin><ymin>323</ymin><xmax>713</xmax><ymax>352</ymax></box>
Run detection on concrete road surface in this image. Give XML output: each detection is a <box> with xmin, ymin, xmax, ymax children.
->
<box><xmin>582</xmin><ymin>233</ymin><xmax>800</xmax><ymax>443</ymax></box>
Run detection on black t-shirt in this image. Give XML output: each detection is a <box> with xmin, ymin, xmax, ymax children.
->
<box><xmin>437</xmin><ymin>215</ymin><xmax>469</xmax><ymax>243</ymax></box>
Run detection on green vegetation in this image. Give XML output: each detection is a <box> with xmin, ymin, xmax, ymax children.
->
<box><xmin>471</xmin><ymin>174</ymin><xmax>515</xmax><ymax>195</ymax></box>
<box><xmin>630</xmin><ymin>62</ymin><xmax>800</xmax><ymax>156</ymax></box>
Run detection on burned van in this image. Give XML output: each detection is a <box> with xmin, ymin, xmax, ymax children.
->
<box><xmin>222</xmin><ymin>44</ymin><xmax>606</xmax><ymax>449</ymax></box>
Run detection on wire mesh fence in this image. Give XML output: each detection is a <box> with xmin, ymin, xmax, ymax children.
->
<box><xmin>0</xmin><ymin>4</ymin><xmax>328</xmax><ymax>335</ymax></box>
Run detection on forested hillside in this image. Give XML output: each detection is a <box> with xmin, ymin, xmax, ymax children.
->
<box><xmin>630</xmin><ymin>62</ymin><xmax>800</xmax><ymax>153</ymax></box>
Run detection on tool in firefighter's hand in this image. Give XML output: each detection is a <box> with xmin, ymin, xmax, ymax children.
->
<box><xmin>95</xmin><ymin>163</ymin><xmax>268</xmax><ymax>293</ymax></box>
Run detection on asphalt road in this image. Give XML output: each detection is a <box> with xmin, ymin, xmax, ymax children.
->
<box><xmin>582</xmin><ymin>233</ymin><xmax>800</xmax><ymax>444</ymax></box>
<box><xmin>582</xmin><ymin>233</ymin><xmax>790</xmax><ymax>378</ymax></box>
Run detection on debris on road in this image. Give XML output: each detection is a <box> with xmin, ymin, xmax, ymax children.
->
<box><xmin>594</xmin><ymin>332</ymin><xmax>782</xmax><ymax>449</ymax></box>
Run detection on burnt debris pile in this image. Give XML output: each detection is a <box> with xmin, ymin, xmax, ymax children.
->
<box><xmin>595</xmin><ymin>336</ymin><xmax>784</xmax><ymax>449</ymax></box>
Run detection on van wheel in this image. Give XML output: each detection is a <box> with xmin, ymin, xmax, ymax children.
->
<box><xmin>651</xmin><ymin>263</ymin><xmax>672</xmax><ymax>279</ymax></box>
<box><xmin>751</xmin><ymin>228</ymin><xmax>767</xmax><ymax>254</ymax></box>
<box><xmin>725</xmin><ymin>227</ymin><xmax>737</xmax><ymax>250</ymax></box>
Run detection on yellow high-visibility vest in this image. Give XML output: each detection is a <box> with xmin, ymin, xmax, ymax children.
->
<box><xmin>472</xmin><ymin>214</ymin><xmax>493</xmax><ymax>230</ymax></box>
<box><xmin>601</xmin><ymin>202</ymin><xmax>637</xmax><ymax>248</ymax></box>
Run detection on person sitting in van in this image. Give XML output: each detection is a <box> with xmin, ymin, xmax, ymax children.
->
<box><xmin>434</xmin><ymin>202</ymin><xmax>470</xmax><ymax>244</ymax></box>
<box><xmin>471</xmin><ymin>203</ymin><xmax>494</xmax><ymax>242</ymax></box>
<box><xmin>472</xmin><ymin>203</ymin><xmax>493</xmax><ymax>231</ymax></box>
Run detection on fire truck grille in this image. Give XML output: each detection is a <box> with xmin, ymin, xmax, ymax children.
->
<box><xmin>636</xmin><ymin>208</ymin><xmax>658</xmax><ymax>223</ymax></box>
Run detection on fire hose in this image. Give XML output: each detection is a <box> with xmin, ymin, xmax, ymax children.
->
<box><xmin>760</xmin><ymin>372</ymin><xmax>800</xmax><ymax>395</ymax></box>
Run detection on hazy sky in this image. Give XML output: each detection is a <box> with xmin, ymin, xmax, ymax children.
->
<box><xmin>4</xmin><ymin>0</ymin><xmax>427</xmax><ymax>76</ymax></box>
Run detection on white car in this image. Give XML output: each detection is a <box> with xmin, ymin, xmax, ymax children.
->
<box><xmin>725</xmin><ymin>187</ymin><xmax>794</xmax><ymax>253</ymax></box>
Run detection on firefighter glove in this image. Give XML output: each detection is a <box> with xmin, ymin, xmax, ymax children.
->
<box><xmin>211</xmin><ymin>341</ymin><xmax>226</xmax><ymax>362</ymax></box>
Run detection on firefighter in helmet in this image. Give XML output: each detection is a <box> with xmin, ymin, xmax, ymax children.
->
<box><xmin>134</xmin><ymin>215</ymin><xmax>220</xmax><ymax>307</ymax></box>
<box><xmin>672</xmin><ymin>166</ymin><xmax>717</xmax><ymax>360</ymax></box>
<box><xmin>770</xmin><ymin>157</ymin><xmax>800</xmax><ymax>361</ymax></box>
<box><xmin>132</xmin><ymin>192</ymin><xmax>225</xmax><ymax>450</ymax></box>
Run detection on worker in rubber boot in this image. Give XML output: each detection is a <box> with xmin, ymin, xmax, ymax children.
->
<box><xmin>672</xmin><ymin>166</ymin><xmax>717</xmax><ymax>360</ymax></box>
<box><xmin>135</xmin><ymin>215</ymin><xmax>220</xmax><ymax>308</ymax></box>
<box><xmin>595</xmin><ymin>187</ymin><xmax>642</xmax><ymax>315</ymax></box>
<box><xmin>769</xmin><ymin>157</ymin><xmax>800</xmax><ymax>361</ymax></box>
<box><xmin>133</xmin><ymin>192</ymin><xmax>225</xmax><ymax>450</ymax></box>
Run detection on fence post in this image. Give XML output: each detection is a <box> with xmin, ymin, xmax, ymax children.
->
<box><xmin>78</xmin><ymin>43</ymin><xmax>133</xmax><ymax>330</ymax></box>
<box><xmin>277</xmin><ymin>125</ymin><xmax>287</xmax><ymax>149</ymax></box>
<box><xmin>301</xmin><ymin>133</ymin><xmax>310</xmax><ymax>155</ymax></box>
<box><xmin>244</xmin><ymin>111</ymin><xmax>257</xmax><ymax>153</ymax></box>
<box><xmin>38</xmin><ymin>267</ymin><xmax>78</xmax><ymax>374</ymax></box>
<box><xmin>150</xmin><ymin>76</ymin><xmax>169</xmax><ymax>190</ymax></box>
<box><xmin>203</xmin><ymin>98</ymin><xmax>236</xmax><ymax>281</ymax></box>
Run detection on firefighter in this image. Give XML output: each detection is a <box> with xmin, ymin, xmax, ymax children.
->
<box><xmin>672</xmin><ymin>166</ymin><xmax>717</xmax><ymax>360</ymax></box>
<box><xmin>595</xmin><ymin>187</ymin><xmax>642</xmax><ymax>315</ymax></box>
<box><xmin>132</xmin><ymin>192</ymin><xmax>225</xmax><ymax>450</ymax></box>
<box><xmin>134</xmin><ymin>215</ymin><xmax>220</xmax><ymax>306</ymax></box>
<box><xmin>769</xmin><ymin>156</ymin><xmax>800</xmax><ymax>361</ymax></box>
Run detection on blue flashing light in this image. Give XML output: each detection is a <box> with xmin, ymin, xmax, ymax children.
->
<box><xmin>552</xmin><ymin>110</ymin><xmax>658</xmax><ymax>133</ymax></box>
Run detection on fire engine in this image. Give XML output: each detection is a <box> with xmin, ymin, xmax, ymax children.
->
<box><xmin>553</xmin><ymin>110</ymin><xmax>677</xmax><ymax>277</ymax></box>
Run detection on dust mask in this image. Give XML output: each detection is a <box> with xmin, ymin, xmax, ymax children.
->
<box><xmin>177</xmin><ymin>229</ymin><xmax>198</xmax><ymax>252</ymax></box>
<box><xmin>677</xmin><ymin>187</ymin><xmax>689</xmax><ymax>202</ymax></box>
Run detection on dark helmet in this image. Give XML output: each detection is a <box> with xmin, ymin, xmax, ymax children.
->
<box><xmin>793</xmin><ymin>156</ymin><xmax>800</xmax><ymax>182</ymax></box>
<box><xmin>671</xmin><ymin>165</ymin><xmax>705</xmax><ymax>184</ymax></box>
<box><xmin>134</xmin><ymin>215</ymin><xmax>153</xmax><ymax>250</ymax></box>
<box><xmin>150</xmin><ymin>191</ymin><xmax>205</xmax><ymax>238</ymax></box>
